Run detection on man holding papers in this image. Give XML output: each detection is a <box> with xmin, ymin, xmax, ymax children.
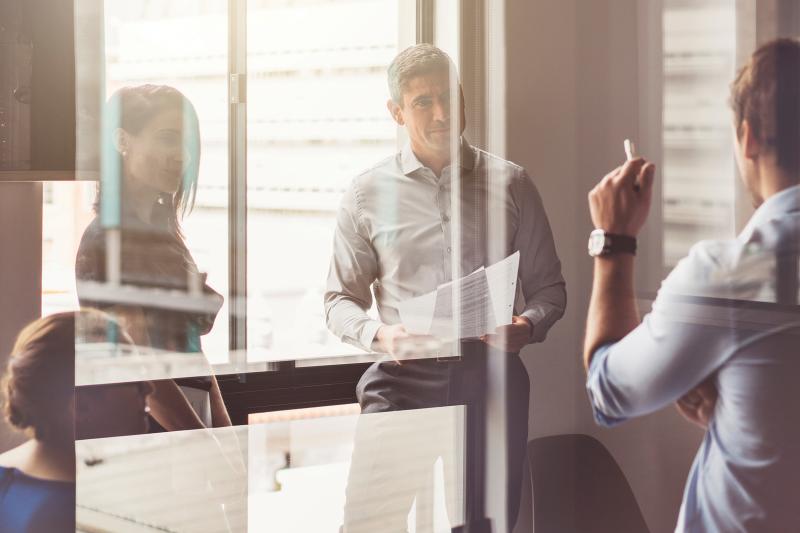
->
<box><xmin>325</xmin><ymin>44</ymin><xmax>565</xmax><ymax>531</ymax></box>
<box><xmin>398</xmin><ymin>251</ymin><xmax>521</xmax><ymax>340</ymax></box>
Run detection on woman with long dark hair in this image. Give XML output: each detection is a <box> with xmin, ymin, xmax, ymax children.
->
<box><xmin>76</xmin><ymin>84</ymin><xmax>231</xmax><ymax>431</ymax></box>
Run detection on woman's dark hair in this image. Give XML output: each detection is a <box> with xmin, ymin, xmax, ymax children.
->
<box><xmin>730</xmin><ymin>38</ymin><xmax>800</xmax><ymax>179</ymax></box>
<box><xmin>100</xmin><ymin>84</ymin><xmax>201</xmax><ymax>236</ymax></box>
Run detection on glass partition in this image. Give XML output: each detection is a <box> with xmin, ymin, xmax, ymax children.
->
<box><xmin>76</xmin><ymin>407</ymin><xmax>464</xmax><ymax>532</ymax></box>
<box><xmin>69</xmin><ymin>0</ymin><xmax>421</xmax><ymax>383</ymax></box>
<box><xmin>661</xmin><ymin>0</ymin><xmax>738</xmax><ymax>271</ymax></box>
<box><xmin>245</xmin><ymin>0</ymin><xmax>403</xmax><ymax>364</ymax></box>
<box><xmin>71</xmin><ymin>0</ymin><xmax>234</xmax><ymax>387</ymax></box>
<box><xmin>64</xmin><ymin>0</ymin><xmax>530</xmax><ymax>530</ymax></box>
<box><xmin>3</xmin><ymin>1</ymin><xmax>788</xmax><ymax>533</ymax></box>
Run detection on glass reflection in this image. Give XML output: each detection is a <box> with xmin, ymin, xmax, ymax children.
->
<box><xmin>584</xmin><ymin>38</ymin><xmax>800</xmax><ymax>532</ymax></box>
<box><xmin>76</xmin><ymin>85</ymin><xmax>231</xmax><ymax>431</ymax></box>
<box><xmin>75</xmin><ymin>407</ymin><xmax>462</xmax><ymax>532</ymax></box>
<box><xmin>77</xmin><ymin>425</ymin><xmax>247</xmax><ymax>532</ymax></box>
<box><xmin>101</xmin><ymin>0</ymin><xmax>231</xmax><ymax>364</ymax></box>
<box><xmin>662</xmin><ymin>0</ymin><xmax>738</xmax><ymax>271</ymax></box>
<box><xmin>245</xmin><ymin>0</ymin><xmax>402</xmax><ymax>362</ymax></box>
<box><xmin>0</xmin><ymin>313</ymin><xmax>77</xmax><ymax>532</ymax></box>
<box><xmin>0</xmin><ymin>311</ymin><xmax>155</xmax><ymax>532</ymax></box>
<box><xmin>326</xmin><ymin>44</ymin><xmax>565</xmax><ymax>532</ymax></box>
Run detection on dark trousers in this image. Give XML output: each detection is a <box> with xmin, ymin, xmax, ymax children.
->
<box><xmin>342</xmin><ymin>342</ymin><xmax>530</xmax><ymax>532</ymax></box>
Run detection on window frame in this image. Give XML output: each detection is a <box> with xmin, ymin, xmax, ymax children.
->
<box><xmin>635</xmin><ymin>0</ymin><xmax>796</xmax><ymax>303</ymax></box>
<box><xmin>218</xmin><ymin>0</ymin><xmax>494</xmax><ymax>414</ymax></box>
<box><xmin>18</xmin><ymin>0</ymin><xmax>489</xmax><ymax>416</ymax></box>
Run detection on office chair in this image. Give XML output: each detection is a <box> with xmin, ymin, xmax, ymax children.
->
<box><xmin>528</xmin><ymin>434</ymin><xmax>649</xmax><ymax>533</ymax></box>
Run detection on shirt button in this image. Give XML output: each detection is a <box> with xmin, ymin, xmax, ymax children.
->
<box><xmin>442</xmin><ymin>215</ymin><xmax>450</xmax><ymax>223</ymax></box>
<box><xmin>447</xmin><ymin>246</ymin><xmax>452</xmax><ymax>253</ymax></box>
<box><xmin>439</xmin><ymin>186</ymin><xmax>445</xmax><ymax>193</ymax></box>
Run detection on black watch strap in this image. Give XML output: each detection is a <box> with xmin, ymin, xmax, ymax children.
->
<box><xmin>589</xmin><ymin>229</ymin><xmax>637</xmax><ymax>256</ymax></box>
<box><xmin>604</xmin><ymin>233</ymin><xmax>637</xmax><ymax>255</ymax></box>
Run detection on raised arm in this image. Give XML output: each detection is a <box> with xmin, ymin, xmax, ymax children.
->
<box><xmin>584</xmin><ymin>158</ymin><xmax>654</xmax><ymax>367</ymax></box>
<box><xmin>583</xmin><ymin>158</ymin><xmax>726</xmax><ymax>426</ymax></box>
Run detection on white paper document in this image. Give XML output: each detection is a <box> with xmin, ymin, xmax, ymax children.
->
<box><xmin>397</xmin><ymin>251</ymin><xmax>520</xmax><ymax>339</ymax></box>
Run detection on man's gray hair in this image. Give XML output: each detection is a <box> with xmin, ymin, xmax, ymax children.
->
<box><xmin>387</xmin><ymin>44</ymin><xmax>456</xmax><ymax>105</ymax></box>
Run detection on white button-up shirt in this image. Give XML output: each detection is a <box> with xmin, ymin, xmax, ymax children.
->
<box><xmin>325</xmin><ymin>140</ymin><xmax>566</xmax><ymax>352</ymax></box>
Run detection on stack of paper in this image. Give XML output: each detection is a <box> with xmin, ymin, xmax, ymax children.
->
<box><xmin>398</xmin><ymin>251</ymin><xmax>520</xmax><ymax>339</ymax></box>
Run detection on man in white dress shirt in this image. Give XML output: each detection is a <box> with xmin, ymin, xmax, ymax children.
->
<box><xmin>325</xmin><ymin>44</ymin><xmax>565</xmax><ymax>532</ymax></box>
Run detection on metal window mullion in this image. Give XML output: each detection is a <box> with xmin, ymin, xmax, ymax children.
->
<box><xmin>635</xmin><ymin>0</ymin><xmax>664</xmax><ymax>288</ymax></box>
<box><xmin>228</xmin><ymin>0</ymin><xmax>247</xmax><ymax>371</ymax></box>
<box><xmin>417</xmin><ymin>0</ymin><xmax>435</xmax><ymax>44</ymax></box>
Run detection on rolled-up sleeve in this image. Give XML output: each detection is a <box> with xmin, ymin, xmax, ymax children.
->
<box><xmin>586</xmin><ymin>343</ymin><xmax>628</xmax><ymax>427</ymax></box>
<box><xmin>585</xmin><ymin>251</ymin><xmax>737</xmax><ymax>426</ymax></box>
<box><xmin>324</xmin><ymin>182</ymin><xmax>383</xmax><ymax>352</ymax></box>
<box><xmin>513</xmin><ymin>171</ymin><xmax>567</xmax><ymax>343</ymax></box>
<box><xmin>586</xmin><ymin>313</ymin><xmax>729</xmax><ymax>426</ymax></box>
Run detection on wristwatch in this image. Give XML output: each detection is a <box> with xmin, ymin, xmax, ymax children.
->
<box><xmin>587</xmin><ymin>229</ymin><xmax>637</xmax><ymax>257</ymax></box>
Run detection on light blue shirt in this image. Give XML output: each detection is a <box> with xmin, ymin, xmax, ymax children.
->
<box><xmin>587</xmin><ymin>185</ymin><xmax>800</xmax><ymax>532</ymax></box>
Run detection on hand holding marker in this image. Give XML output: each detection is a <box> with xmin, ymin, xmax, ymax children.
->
<box><xmin>624</xmin><ymin>138</ymin><xmax>641</xmax><ymax>192</ymax></box>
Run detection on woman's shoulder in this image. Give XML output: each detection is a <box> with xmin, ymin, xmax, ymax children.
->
<box><xmin>0</xmin><ymin>466</ymin><xmax>75</xmax><ymax>533</ymax></box>
<box><xmin>0</xmin><ymin>464</ymin><xmax>12</xmax><ymax>482</ymax></box>
<box><xmin>75</xmin><ymin>217</ymin><xmax>106</xmax><ymax>280</ymax></box>
<box><xmin>0</xmin><ymin>464</ymin><xmax>74</xmax><ymax>496</ymax></box>
<box><xmin>0</xmin><ymin>443</ymin><xmax>73</xmax><ymax>487</ymax></box>
<box><xmin>76</xmin><ymin>216</ymin><xmax>106</xmax><ymax>255</ymax></box>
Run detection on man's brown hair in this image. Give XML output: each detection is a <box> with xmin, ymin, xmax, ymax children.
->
<box><xmin>730</xmin><ymin>38</ymin><xmax>800</xmax><ymax>179</ymax></box>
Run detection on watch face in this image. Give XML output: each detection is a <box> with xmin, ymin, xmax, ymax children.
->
<box><xmin>588</xmin><ymin>231</ymin><xmax>607</xmax><ymax>256</ymax></box>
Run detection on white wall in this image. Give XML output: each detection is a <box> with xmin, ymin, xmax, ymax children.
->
<box><xmin>506</xmin><ymin>1</ymin><xmax>705</xmax><ymax>532</ymax></box>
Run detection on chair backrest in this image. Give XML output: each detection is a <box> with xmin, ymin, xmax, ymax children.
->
<box><xmin>528</xmin><ymin>434</ymin><xmax>649</xmax><ymax>533</ymax></box>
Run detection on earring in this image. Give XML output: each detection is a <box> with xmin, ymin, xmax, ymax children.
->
<box><xmin>121</xmin><ymin>150</ymin><xmax>128</xmax><ymax>157</ymax></box>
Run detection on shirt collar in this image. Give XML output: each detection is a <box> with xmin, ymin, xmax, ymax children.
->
<box><xmin>400</xmin><ymin>142</ymin><xmax>425</xmax><ymax>175</ymax></box>
<box><xmin>739</xmin><ymin>184</ymin><xmax>800</xmax><ymax>241</ymax></box>
<box><xmin>400</xmin><ymin>138</ymin><xmax>477</xmax><ymax>177</ymax></box>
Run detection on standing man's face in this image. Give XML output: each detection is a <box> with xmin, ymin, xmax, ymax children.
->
<box><xmin>388</xmin><ymin>69</ymin><xmax>466</xmax><ymax>164</ymax></box>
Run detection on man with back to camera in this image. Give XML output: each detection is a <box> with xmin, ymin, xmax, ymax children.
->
<box><xmin>584</xmin><ymin>38</ymin><xmax>800</xmax><ymax>531</ymax></box>
<box><xmin>325</xmin><ymin>44</ymin><xmax>565</xmax><ymax>531</ymax></box>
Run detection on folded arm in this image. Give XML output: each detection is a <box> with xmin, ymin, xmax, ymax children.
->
<box><xmin>584</xmin><ymin>158</ymin><xmax>722</xmax><ymax>426</ymax></box>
